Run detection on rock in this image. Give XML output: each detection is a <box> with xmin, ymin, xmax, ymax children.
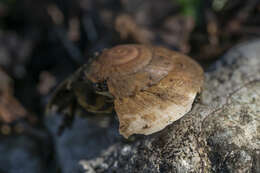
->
<box><xmin>45</xmin><ymin>115</ymin><xmax>121</xmax><ymax>173</ymax></box>
<box><xmin>0</xmin><ymin>131</ymin><xmax>52</xmax><ymax>173</ymax></box>
<box><xmin>79</xmin><ymin>40</ymin><xmax>260</xmax><ymax>172</ymax></box>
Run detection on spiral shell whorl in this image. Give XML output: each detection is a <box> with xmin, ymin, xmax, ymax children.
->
<box><xmin>87</xmin><ymin>44</ymin><xmax>153</xmax><ymax>82</ymax></box>
<box><xmin>104</xmin><ymin>45</ymin><xmax>139</xmax><ymax>65</ymax></box>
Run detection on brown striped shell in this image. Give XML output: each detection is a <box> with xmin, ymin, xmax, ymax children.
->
<box><xmin>86</xmin><ymin>44</ymin><xmax>204</xmax><ymax>138</ymax></box>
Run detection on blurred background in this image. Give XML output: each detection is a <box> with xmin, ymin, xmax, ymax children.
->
<box><xmin>0</xmin><ymin>0</ymin><xmax>259</xmax><ymax>172</ymax></box>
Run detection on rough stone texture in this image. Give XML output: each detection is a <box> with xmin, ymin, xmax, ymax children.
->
<box><xmin>79</xmin><ymin>40</ymin><xmax>260</xmax><ymax>173</ymax></box>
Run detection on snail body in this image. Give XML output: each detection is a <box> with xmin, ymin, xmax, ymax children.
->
<box><xmin>48</xmin><ymin>44</ymin><xmax>204</xmax><ymax>138</ymax></box>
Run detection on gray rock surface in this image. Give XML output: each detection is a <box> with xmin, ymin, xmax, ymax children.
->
<box><xmin>0</xmin><ymin>130</ymin><xmax>52</xmax><ymax>173</ymax></box>
<box><xmin>79</xmin><ymin>40</ymin><xmax>260</xmax><ymax>173</ymax></box>
<box><xmin>45</xmin><ymin>115</ymin><xmax>121</xmax><ymax>173</ymax></box>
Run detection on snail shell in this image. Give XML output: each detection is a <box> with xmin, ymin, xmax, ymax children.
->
<box><xmin>86</xmin><ymin>44</ymin><xmax>204</xmax><ymax>138</ymax></box>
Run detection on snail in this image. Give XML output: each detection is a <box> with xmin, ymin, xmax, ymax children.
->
<box><xmin>47</xmin><ymin>44</ymin><xmax>204</xmax><ymax>138</ymax></box>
